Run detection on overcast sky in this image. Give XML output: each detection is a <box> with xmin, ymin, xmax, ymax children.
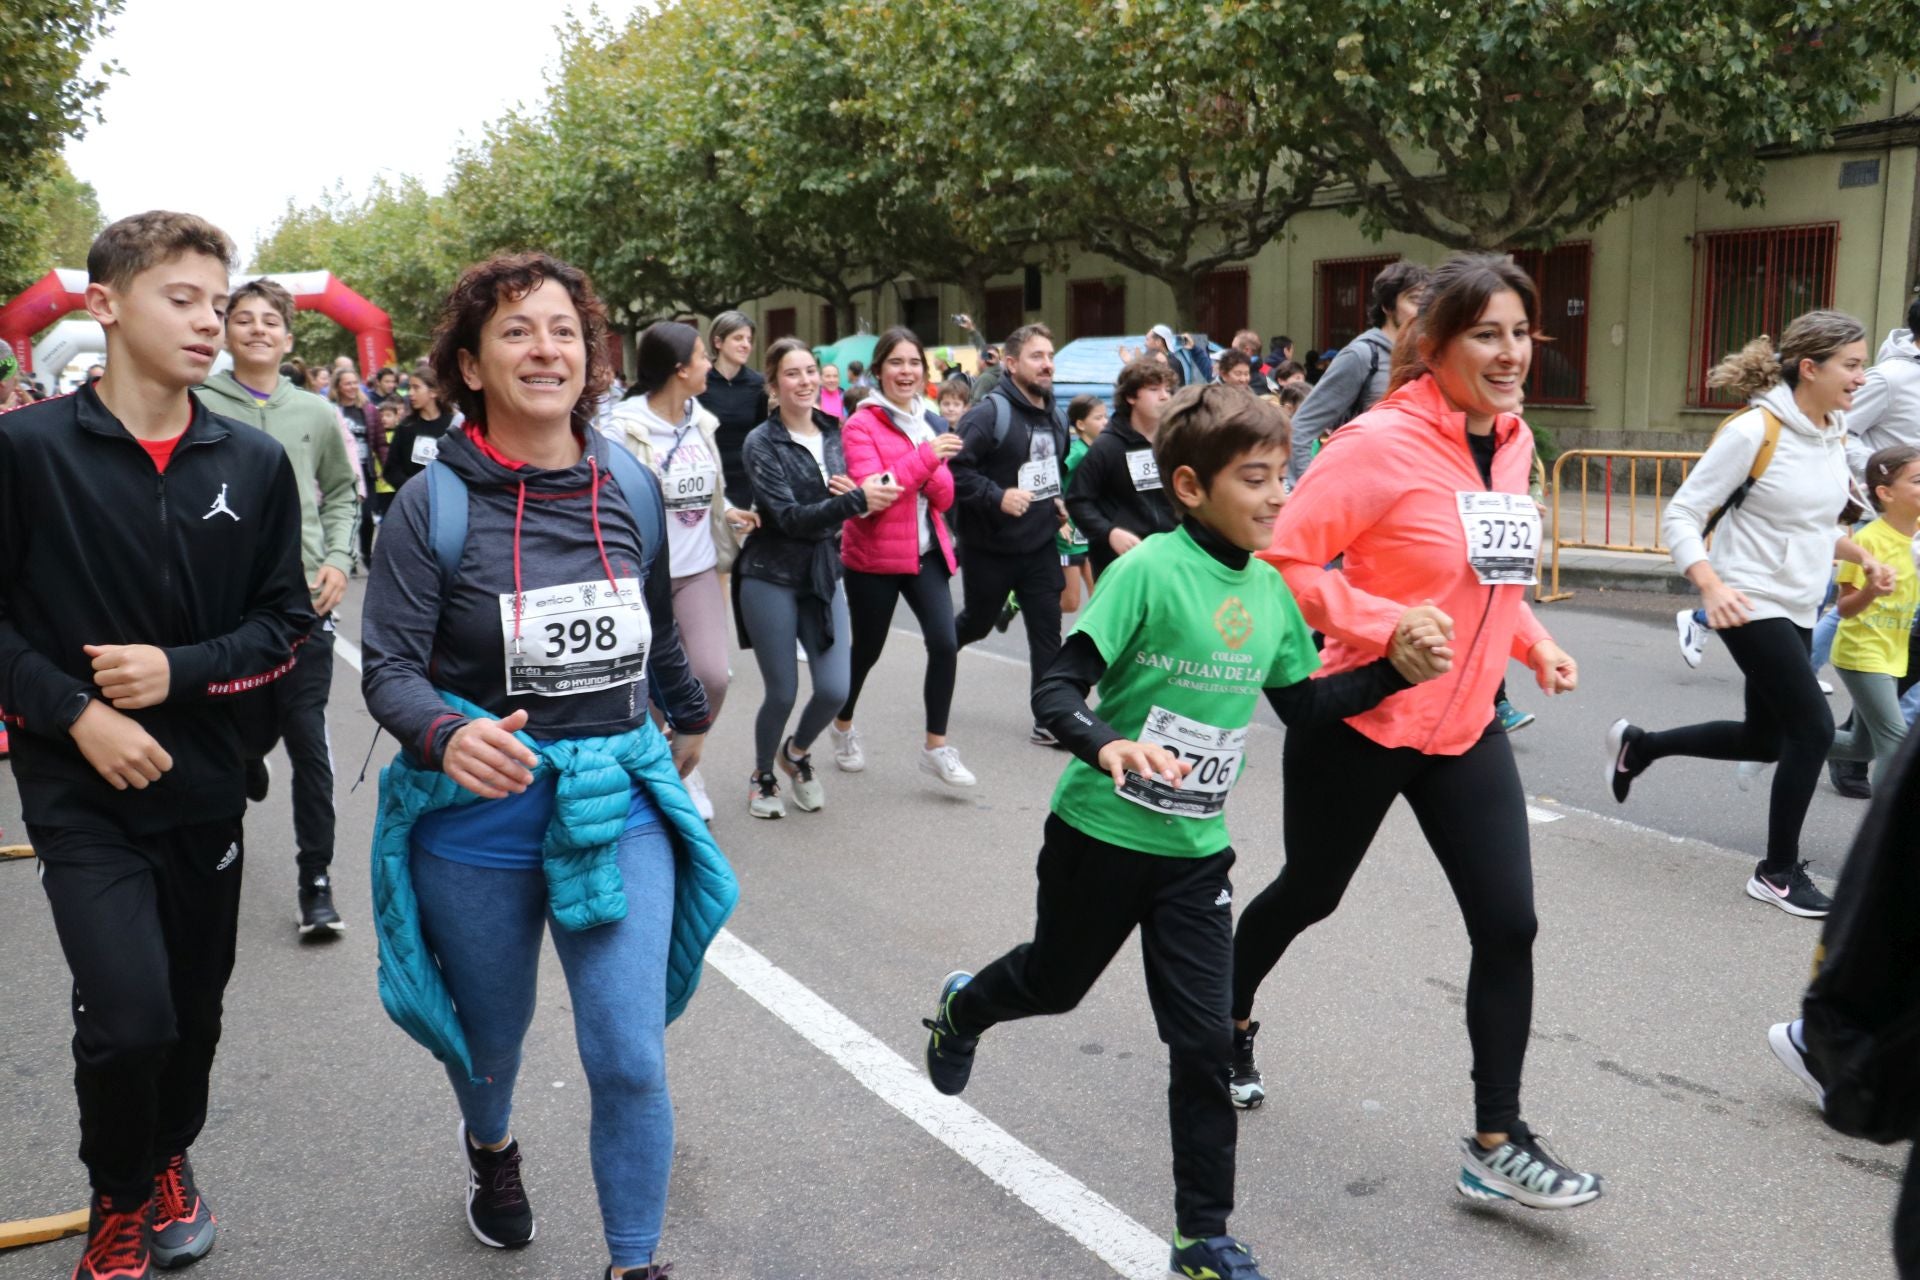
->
<box><xmin>62</xmin><ymin>0</ymin><xmax>645</xmax><ymax>268</ymax></box>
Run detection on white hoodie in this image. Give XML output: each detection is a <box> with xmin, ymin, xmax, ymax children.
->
<box><xmin>1844</xmin><ymin>328</ymin><xmax>1920</xmax><ymax>480</ymax></box>
<box><xmin>1664</xmin><ymin>383</ymin><xmax>1852</xmax><ymax>627</ymax></box>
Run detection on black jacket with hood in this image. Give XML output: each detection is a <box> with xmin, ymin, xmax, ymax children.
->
<box><xmin>949</xmin><ymin>378</ymin><xmax>1070</xmax><ymax>556</ymax></box>
<box><xmin>361</xmin><ymin>425</ymin><xmax>711</xmax><ymax>769</ymax></box>
<box><xmin>1063</xmin><ymin>405</ymin><xmax>1177</xmax><ymax>576</ymax></box>
<box><xmin>0</xmin><ymin>384</ymin><xmax>314</xmax><ymax>835</ymax></box>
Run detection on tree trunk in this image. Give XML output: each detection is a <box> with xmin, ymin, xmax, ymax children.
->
<box><xmin>1164</xmin><ymin>269</ymin><xmax>1203</xmax><ymax>334</ymax></box>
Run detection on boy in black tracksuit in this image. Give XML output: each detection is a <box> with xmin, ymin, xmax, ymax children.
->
<box><xmin>1065</xmin><ymin>356</ymin><xmax>1180</xmax><ymax>578</ymax></box>
<box><xmin>0</xmin><ymin>213</ymin><xmax>312</xmax><ymax>1278</ymax></box>
<box><xmin>950</xmin><ymin>325</ymin><xmax>1071</xmax><ymax>742</ymax></box>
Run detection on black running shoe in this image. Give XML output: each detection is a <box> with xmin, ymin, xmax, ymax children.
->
<box><xmin>601</xmin><ymin>1266</ymin><xmax>674</xmax><ymax>1279</ymax></box>
<box><xmin>149</xmin><ymin>1152</ymin><xmax>216</xmax><ymax>1270</ymax></box>
<box><xmin>1229</xmin><ymin>1022</ymin><xmax>1265</xmax><ymax>1110</ymax></box>
<box><xmin>461</xmin><ymin>1123</ymin><xmax>535</xmax><ymax>1249</ymax></box>
<box><xmin>1745</xmin><ymin>861</ymin><xmax>1833</xmax><ymax>918</ymax></box>
<box><xmin>243</xmin><ymin>757</ymin><xmax>270</xmax><ymax>803</ymax></box>
<box><xmin>1030</xmin><ymin>724</ymin><xmax>1062</xmax><ymax>748</ymax></box>
<box><xmin>1457</xmin><ymin>1123</ymin><xmax>1602</xmax><ymax>1210</ymax></box>
<box><xmin>1604</xmin><ymin>718</ymin><xmax>1645</xmax><ymax>803</ymax></box>
<box><xmin>297</xmin><ymin>871</ymin><xmax>345</xmax><ymax>937</ymax></box>
<box><xmin>1826</xmin><ymin>758</ymin><xmax>1871</xmax><ymax>800</ymax></box>
<box><xmin>922</xmin><ymin>970</ymin><xmax>979</xmax><ymax>1096</ymax></box>
<box><xmin>1170</xmin><ymin>1233</ymin><xmax>1269</xmax><ymax>1278</ymax></box>
<box><xmin>72</xmin><ymin>1192</ymin><xmax>151</xmax><ymax>1280</ymax></box>
<box><xmin>993</xmin><ymin>595</ymin><xmax>1019</xmax><ymax>633</ymax></box>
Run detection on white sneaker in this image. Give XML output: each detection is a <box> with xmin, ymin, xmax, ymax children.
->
<box><xmin>1674</xmin><ymin>609</ymin><xmax>1707</xmax><ymax>669</ymax></box>
<box><xmin>1736</xmin><ymin>760</ymin><xmax>1770</xmax><ymax>792</ymax></box>
<box><xmin>796</xmin><ymin>639</ymin><xmax>809</xmax><ymax>664</ymax></box>
<box><xmin>683</xmin><ymin>766</ymin><xmax>715</xmax><ymax>822</ymax></box>
<box><xmin>920</xmin><ymin>744</ymin><xmax>978</xmax><ymax>788</ymax></box>
<box><xmin>777</xmin><ymin>741</ymin><xmax>826</xmax><ymax>812</ymax></box>
<box><xmin>829</xmin><ymin>724</ymin><xmax>866</xmax><ymax>772</ymax></box>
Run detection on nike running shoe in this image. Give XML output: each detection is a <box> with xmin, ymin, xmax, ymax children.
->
<box><xmin>460</xmin><ymin>1122</ymin><xmax>535</xmax><ymax>1249</ymax></box>
<box><xmin>1169</xmin><ymin>1233</ymin><xmax>1270</xmax><ymax>1278</ymax></box>
<box><xmin>149</xmin><ymin>1152</ymin><xmax>216</xmax><ymax>1269</ymax></box>
<box><xmin>1674</xmin><ymin>609</ymin><xmax>1708</xmax><ymax>669</ymax></box>
<box><xmin>922</xmin><ymin>969</ymin><xmax>979</xmax><ymax>1096</ymax></box>
<box><xmin>72</xmin><ymin>1192</ymin><xmax>150</xmax><ymax>1280</ymax></box>
<box><xmin>1604</xmin><ymin>718</ymin><xmax>1645</xmax><ymax>803</ymax></box>
<box><xmin>297</xmin><ymin>871</ymin><xmax>344</xmax><ymax>936</ymax></box>
<box><xmin>1767</xmin><ymin>1020</ymin><xmax>1828</xmax><ymax>1106</ymax></box>
<box><xmin>1456</xmin><ymin>1124</ymin><xmax>1602</xmax><ymax>1210</ymax></box>
<box><xmin>748</xmin><ymin>771</ymin><xmax>786</xmax><ymax>820</ymax></box>
<box><xmin>920</xmin><ymin>744</ymin><xmax>977</xmax><ymax>788</ymax></box>
<box><xmin>1495</xmin><ymin>699</ymin><xmax>1535</xmax><ymax>733</ymax></box>
<box><xmin>1745</xmin><ymin>861</ymin><xmax>1832</xmax><ymax>918</ymax></box>
<box><xmin>1229</xmin><ymin>1022</ymin><xmax>1266</xmax><ymax>1110</ymax></box>
<box><xmin>777</xmin><ymin>740</ymin><xmax>825</xmax><ymax>812</ymax></box>
<box><xmin>829</xmin><ymin>724</ymin><xmax>866</xmax><ymax>773</ymax></box>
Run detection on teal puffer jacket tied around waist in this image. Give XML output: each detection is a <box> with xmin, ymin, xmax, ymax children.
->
<box><xmin>370</xmin><ymin>691</ymin><xmax>739</xmax><ymax>1081</ymax></box>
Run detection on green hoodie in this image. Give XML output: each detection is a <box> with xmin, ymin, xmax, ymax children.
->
<box><xmin>194</xmin><ymin>371</ymin><xmax>358</xmax><ymax>583</ymax></box>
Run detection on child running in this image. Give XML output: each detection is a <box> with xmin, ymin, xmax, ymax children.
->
<box><xmin>1824</xmin><ymin>445</ymin><xmax>1920</xmax><ymax>784</ymax></box>
<box><xmin>1057</xmin><ymin>393</ymin><xmax>1103</xmax><ymax>613</ymax></box>
<box><xmin>919</xmin><ymin>384</ymin><xmax>1437</xmax><ymax>1280</ymax></box>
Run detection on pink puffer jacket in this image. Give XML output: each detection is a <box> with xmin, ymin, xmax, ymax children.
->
<box><xmin>840</xmin><ymin>400</ymin><xmax>958</xmax><ymax>575</ymax></box>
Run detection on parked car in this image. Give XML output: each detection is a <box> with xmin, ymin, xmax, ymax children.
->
<box><xmin>1049</xmin><ymin>334</ymin><xmax>1224</xmax><ymax>407</ymax></box>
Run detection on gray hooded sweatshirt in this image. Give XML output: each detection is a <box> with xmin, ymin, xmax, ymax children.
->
<box><xmin>361</xmin><ymin>425</ymin><xmax>710</xmax><ymax>768</ymax></box>
<box><xmin>1844</xmin><ymin>328</ymin><xmax>1920</xmax><ymax>480</ymax></box>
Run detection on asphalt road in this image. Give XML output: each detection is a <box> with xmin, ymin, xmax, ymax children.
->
<box><xmin>0</xmin><ymin>579</ymin><xmax>1904</xmax><ymax>1280</ymax></box>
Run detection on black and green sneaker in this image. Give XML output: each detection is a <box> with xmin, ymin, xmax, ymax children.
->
<box><xmin>922</xmin><ymin>969</ymin><xmax>978</xmax><ymax>1096</ymax></box>
<box><xmin>1170</xmin><ymin>1232</ymin><xmax>1269</xmax><ymax>1278</ymax></box>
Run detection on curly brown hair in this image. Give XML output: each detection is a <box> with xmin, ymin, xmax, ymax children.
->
<box><xmin>430</xmin><ymin>252</ymin><xmax>614</xmax><ymax>435</ymax></box>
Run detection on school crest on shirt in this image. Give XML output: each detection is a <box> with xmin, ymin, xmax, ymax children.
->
<box><xmin>1213</xmin><ymin>596</ymin><xmax>1255</xmax><ymax>652</ymax></box>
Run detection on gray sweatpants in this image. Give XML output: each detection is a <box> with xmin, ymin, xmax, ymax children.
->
<box><xmin>1829</xmin><ymin>665</ymin><xmax>1910</xmax><ymax>787</ymax></box>
<box><xmin>738</xmin><ymin>576</ymin><xmax>852</xmax><ymax>774</ymax></box>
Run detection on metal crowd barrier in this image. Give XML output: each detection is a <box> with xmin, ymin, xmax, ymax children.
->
<box><xmin>1536</xmin><ymin>448</ymin><xmax>1703</xmax><ymax>604</ymax></box>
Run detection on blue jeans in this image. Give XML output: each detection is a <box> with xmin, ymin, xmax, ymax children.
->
<box><xmin>411</xmin><ymin>819</ymin><xmax>676</xmax><ymax>1268</ymax></box>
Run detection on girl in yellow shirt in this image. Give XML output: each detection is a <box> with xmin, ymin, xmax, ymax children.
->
<box><xmin>1828</xmin><ymin>445</ymin><xmax>1920</xmax><ymax>784</ymax></box>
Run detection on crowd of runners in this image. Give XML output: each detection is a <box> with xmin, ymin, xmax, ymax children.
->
<box><xmin>1</xmin><ymin>210</ymin><xmax>1916</xmax><ymax>1280</ymax></box>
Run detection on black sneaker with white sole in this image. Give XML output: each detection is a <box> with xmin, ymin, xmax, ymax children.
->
<box><xmin>1767</xmin><ymin>1020</ymin><xmax>1827</xmax><ymax>1106</ymax></box>
<box><xmin>1745</xmin><ymin>860</ymin><xmax>1832</xmax><ymax>917</ymax></box>
<box><xmin>1229</xmin><ymin>1022</ymin><xmax>1265</xmax><ymax>1110</ymax></box>
<box><xmin>461</xmin><ymin>1122</ymin><xmax>535</xmax><ymax>1249</ymax></box>
<box><xmin>1604</xmin><ymin>718</ymin><xmax>1646</xmax><ymax>803</ymax></box>
<box><xmin>922</xmin><ymin>970</ymin><xmax>979</xmax><ymax>1096</ymax></box>
<box><xmin>149</xmin><ymin>1152</ymin><xmax>216</xmax><ymax>1270</ymax></box>
<box><xmin>1170</xmin><ymin>1233</ymin><xmax>1269</xmax><ymax>1278</ymax></box>
<box><xmin>297</xmin><ymin>871</ymin><xmax>344</xmax><ymax>936</ymax></box>
<box><xmin>1457</xmin><ymin>1123</ymin><xmax>1602</xmax><ymax>1210</ymax></box>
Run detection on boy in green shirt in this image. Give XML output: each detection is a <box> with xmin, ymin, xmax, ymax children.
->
<box><xmin>921</xmin><ymin>384</ymin><xmax>1439</xmax><ymax>1279</ymax></box>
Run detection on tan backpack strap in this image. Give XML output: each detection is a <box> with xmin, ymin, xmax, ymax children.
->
<box><xmin>1749</xmin><ymin>408</ymin><xmax>1782</xmax><ymax>484</ymax></box>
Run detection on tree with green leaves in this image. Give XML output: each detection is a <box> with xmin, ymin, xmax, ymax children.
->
<box><xmin>0</xmin><ymin>154</ymin><xmax>105</xmax><ymax>296</ymax></box>
<box><xmin>0</xmin><ymin>0</ymin><xmax>122</xmax><ymax>190</ymax></box>
<box><xmin>1255</xmin><ymin>0</ymin><xmax>1920</xmax><ymax>249</ymax></box>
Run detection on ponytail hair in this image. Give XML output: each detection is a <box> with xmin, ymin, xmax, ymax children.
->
<box><xmin>630</xmin><ymin>320</ymin><xmax>700</xmax><ymax>398</ymax></box>
<box><xmin>1708</xmin><ymin>309</ymin><xmax>1865</xmax><ymax>401</ymax></box>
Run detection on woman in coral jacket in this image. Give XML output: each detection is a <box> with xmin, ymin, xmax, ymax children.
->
<box><xmin>829</xmin><ymin>327</ymin><xmax>977</xmax><ymax>788</ymax></box>
<box><xmin>1233</xmin><ymin>253</ymin><xmax>1601</xmax><ymax>1212</ymax></box>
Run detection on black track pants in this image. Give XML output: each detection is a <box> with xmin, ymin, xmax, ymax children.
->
<box><xmin>838</xmin><ymin>552</ymin><xmax>958</xmax><ymax>735</ymax></box>
<box><xmin>952</xmin><ymin>814</ymin><xmax>1238</xmax><ymax>1238</ymax></box>
<box><xmin>240</xmin><ymin>615</ymin><xmax>337</xmax><ymax>875</ymax></box>
<box><xmin>31</xmin><ymin>818</ymin><xmax>246</xmax><ymax>1200</ymax></box>
<box><xmin>1232</xmin><ymin>720</ymin><xmax>1537</xmax><ymax>1134</ymax></box>
<box><xmin>1632</xmin><ymin>618</ymin><xmax>1833</xmax><ymax>875</ymax></box>
<box><xmin>954</xmin><ymin>543</ymin><xmax>1064</xmax><ymax>699</ymax></box>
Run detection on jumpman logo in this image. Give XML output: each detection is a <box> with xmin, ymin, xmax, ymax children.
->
<box><xmin>202</xmin><ymin>483</ymin><xmax>240</xmax><ymax>522</ymax></box>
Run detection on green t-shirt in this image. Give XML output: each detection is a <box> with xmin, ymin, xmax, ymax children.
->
<box><xmin>1057</xmin><ymin>434</ymin><xmax>1092</xmax><ymax>557</ymax></box>
<box><xmin>1050</xmin><ymin>524</ymin><xmax>1321</xmax><ymax>857</ymax></box>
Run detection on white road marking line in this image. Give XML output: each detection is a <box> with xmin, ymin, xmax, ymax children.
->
<box><xmin>331</xmin><ymin>636</ymin><xmax>1168</xmax><ymax>1278</ymax></box>
<box><xmin>1525</xmin><ymin>804</ymin><xmax>1563</xmax><ymax>824</ymax></box>
<box><xmin>892</xmin><ymin>625</ymin><xmax>1031</xmax><ymax>669</ymax></box>
<box><xmin>703</xmin><ymin>930</ymin><xmax>1170</xmax><ymax>1280</ymax></box>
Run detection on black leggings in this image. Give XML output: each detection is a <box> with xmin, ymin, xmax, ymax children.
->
<box><xmin>1631</xmin><ymin>617</ymin><xmax>1833</xmax><ymax>875</ymax></box>
<box><xmin>838</xmin><ymin>552</ymin><xmax>958</xmax><ymax>735</ymax></box>
<box><xmin>1233</xmin><ymin>720</ymin><xmax>1537</xmax><ymax>1134</ymax></box>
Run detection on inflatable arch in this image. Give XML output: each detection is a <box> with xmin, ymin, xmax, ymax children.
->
<box><xmin>0</xmin><ymin>268</ymin><xmax>396</xmax><ymax>380</ymax></box>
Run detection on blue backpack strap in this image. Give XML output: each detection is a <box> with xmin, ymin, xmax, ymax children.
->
<box><xmin>425</xmin><ymin>460</ymin><xmax>468</xmax><ymax>595</ymax></box>
<box><xmin>599</xmin><ymin>442</ymin><xmax>665</xmax><ymax>579</ymax></box>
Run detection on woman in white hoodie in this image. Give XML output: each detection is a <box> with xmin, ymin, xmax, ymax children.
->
<box><xmin>1607</xmin><ymin>311</ymin><xmax>1894</xmax><ymax>918</ymax></box>
<box><xmin>608</xmin><ymin>322</ymin><xmax>758</xmax><ymax>820</ymax></box>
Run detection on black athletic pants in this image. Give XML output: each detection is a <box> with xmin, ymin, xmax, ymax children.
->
<box><xmin>31</xmin><ymin>818</ymin><xmax>246</xmax><ymax>1201</ymax></box>
<box><xmin>1900</xmin><ymin>1140</ymin><xmax>1920</xmax><ymax>1279</ymax></box>
<box><xmin>1232</xmin><ymin>720</ymin><xmax>1537</xmax><ymax>1134</ymax></box>
<box><xmin>951</xmin><ymin>815</ymin><xmax>1238</xmax><ymax>1238</ymax></box>
<box><xmin>838</xmin><ymin>552</ymin><xmax>959</xmax><ymax>736</ymax></box>
<box><xmin>240</xmin><ymin>615</ymin><xmax>337</xmax><ymax>876</ymax></box>
<box><xmin>955</xmin><ymin>542</ymin><xmax>1064</xmax><ymax>702</ymax></box>
<box><xmin>1631</xmin><ymin>618</ymin><xmax>1833</xmax><ymax>876</ymax></box>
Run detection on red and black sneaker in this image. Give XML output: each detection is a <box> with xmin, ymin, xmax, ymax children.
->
<box><xmin>149</xmin><ymin>1152</ymin><xmax>217</xmax><ymax>1269</ymax></box>
<box><xmin>72</xmin><ymin>1192</ymin><xmax>150</xmax><ymax>1280</ymax></box>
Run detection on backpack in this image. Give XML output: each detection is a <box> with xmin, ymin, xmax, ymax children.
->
<box><xmin>990</xmin><ymin>393</ymin><xmax>1070</xmax><ymax>452</ymax></box>
<box><xmin>1699</xmin><ymin>407</ymin><xmax>1783</xmax><ymax>540</ymax></box>
<box><xmin>424</xmin><ymin>445</ymin><xmax>665</xmax><ymax>593</ymax></box>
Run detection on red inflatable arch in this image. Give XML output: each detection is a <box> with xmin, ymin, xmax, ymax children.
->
<box><xmin>0</xmin><ymin>268</ymin><xmax>396</xmax><ymax>378</ymax></box>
